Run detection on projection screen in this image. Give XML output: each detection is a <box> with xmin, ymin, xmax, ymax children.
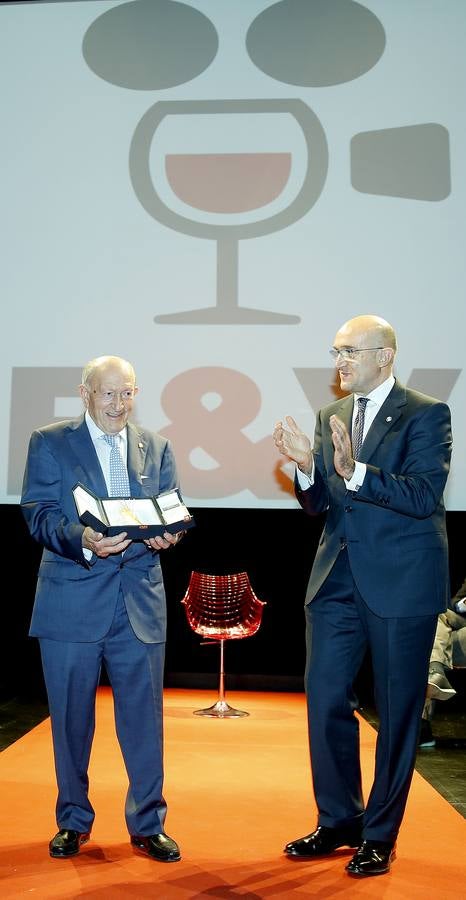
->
<box><xmin>1</xmin><ymin>0</ymin><xmax>465</xmax><ymax>508</ymax></box>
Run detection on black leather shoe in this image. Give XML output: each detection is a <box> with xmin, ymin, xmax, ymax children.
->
<box><xmin>284</xmin><ymin>824</ymin><xmax>362</xmax><ymax>858</ymax></box>
<box><xmin>130</xmin><ymin>832</ymin><xmax>181</xmax><ymax>862</ymax></box>
<box><xmin>49</xmin><ymin>829</ymin><xmax>90</xmax><ymax>858</ymax></box>
<box><xmin>346</xmin><ymin>840</ymin><xmax>395</xmax><ymax>877</ymax></box>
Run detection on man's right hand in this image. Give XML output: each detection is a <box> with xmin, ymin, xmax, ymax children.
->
<box><xmin>273</xmin><ymin>416</ymin><xmax>313</xmax><ymax>475</ymax></box>
<box><xmin>82</xmin><ymin>526</ymin><xmax>131</xmax><ymax>557</ymax></box>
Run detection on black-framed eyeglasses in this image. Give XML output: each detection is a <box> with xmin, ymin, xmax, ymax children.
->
<box><xmin>329</xmin><ymin>347</ymin><xmax>384</xmax><ymax>361</ymax></box>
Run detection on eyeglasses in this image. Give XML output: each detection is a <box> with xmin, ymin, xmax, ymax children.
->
<box><xmin>91</xmin><ymin>389</ymin><xmax>135</xmax><ymax>403</ymax></box>
<box><xmin>329</xmin><ymin>347</ymin><xmax>384</xmax><ymax>361</ymax></box>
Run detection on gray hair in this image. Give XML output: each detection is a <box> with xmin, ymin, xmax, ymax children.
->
<box><xmin>81</xmin><ymin>355</ymin><xmax>136</xmax><ymax>389</ymax></box>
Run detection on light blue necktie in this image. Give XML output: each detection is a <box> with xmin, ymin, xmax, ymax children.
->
<box><xmin>102</xmin><ymin>433</ymin><xmax>130</xmax><ymax>497</ymax></box>
<box><xmin>352</xmin><ymin>397</ymin><xmax>369</xmax><ymax>461</ymax></box>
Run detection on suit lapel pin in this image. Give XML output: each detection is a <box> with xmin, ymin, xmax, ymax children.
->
<box><xmin>386</xmin><ymin>416</ymin><xmax>392</xmax><ymax>422</ymax></box>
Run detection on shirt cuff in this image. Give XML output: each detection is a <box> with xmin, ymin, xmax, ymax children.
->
<box><xmin>296</xmin><ymin>460</ymin><xmax>315</xmax><ymax>488</ymax></box>
<box><xmin>454</xmin><ymin>598</ymin><xmax>466</xmax><ymax>615</ymax></box>
<box><xmin>345</xmin><ymin>461</ymin><xmax>367</xmax><ymax>491</ymax></box>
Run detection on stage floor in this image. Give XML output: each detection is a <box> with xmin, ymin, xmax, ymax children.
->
<box><xmin>1</xmin><ymin>688</ymin><xmax>465</xmax><ymax>898</ymax></box>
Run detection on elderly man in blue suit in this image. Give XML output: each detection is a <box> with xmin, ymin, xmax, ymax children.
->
<box><xmin>21</xmin><ymin>355</ymin><xmax>184</xmax><ymax>862</ymax></box>
<box><xmin>274</xmin><ymin>315</ymin><xmax>452</xmax><ymax>877</ymax></box>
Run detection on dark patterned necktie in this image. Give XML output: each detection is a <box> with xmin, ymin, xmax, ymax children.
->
<box><xmin>352</xmin><ymin>397</ymin><xmax>369</xmax><ymax>460</ymax></box>
<box><xmin>102</xmin><ymin>433</ymin><xmax>130</xmax><ymax>497</ymax></box>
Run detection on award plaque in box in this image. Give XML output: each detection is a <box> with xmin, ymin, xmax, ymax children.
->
<box><xmin>72</xmin><ymin>483</ymin><xmax>195</xmax><ymax>539</ymax></box>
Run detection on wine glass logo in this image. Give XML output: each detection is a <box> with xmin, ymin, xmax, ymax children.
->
<box><xmin>129</xmin><ymin>98</ymin><xmax>328</xmax><ymax>324</ymax></box>
<box><xmin>83</xmin><ymin>0</ymin><xmax>449</xmax><ymax>328</ymax></box>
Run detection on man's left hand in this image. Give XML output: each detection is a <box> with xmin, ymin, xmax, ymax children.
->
<box><xmin>144</xmin><ymin>530</ymin><xmax>186</xmax><ymax>552</ymax></box>
<box><xmin>330</xmin><ymin>414</ymin><xmax>356</xmax><ymax>481</ymax></box>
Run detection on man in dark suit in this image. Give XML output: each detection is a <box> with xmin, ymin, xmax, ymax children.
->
<box><xmin>273</xmin><ymin>315</ymin><xmax>452</xmax><ymax>877</ymax></box>
<box><xmin>21</xmin><ymin>355</ymin><xmax>184</xmax><ymax>862</ymax></box>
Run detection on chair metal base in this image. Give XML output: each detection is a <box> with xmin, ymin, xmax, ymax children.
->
<box><xmin>193</xmin><ymin>699</ymin><xmax>249</xmax><ymax>718</ymax></box>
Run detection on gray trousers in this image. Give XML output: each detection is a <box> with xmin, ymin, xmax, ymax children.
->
<box><xmin>430</xmin><ymin>609</ymin><xmax>466</xmax><ymax>669</ymax></box>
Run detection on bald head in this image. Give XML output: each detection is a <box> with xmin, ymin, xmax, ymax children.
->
<box><xmin>333</xmin><ymin>315</ymin><xmax>397</xmax><ymax>395</ymax></box>
<box><xmin>338</xmin><ymin>315</ymin><xmax>397</xmax><ymax>353</ymax></box>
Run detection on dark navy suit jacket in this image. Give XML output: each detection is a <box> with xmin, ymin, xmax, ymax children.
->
<box><xmin>296</xmin><ymin>380</ymin><xmax>452</xmax><ymax>618</ymax></box>
<box><xmin>21</xmin><ymin>416</ymin><xmax>179</xmax><ymax>644</ymax></box>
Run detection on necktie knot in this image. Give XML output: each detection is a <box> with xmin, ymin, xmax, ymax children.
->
<box><xmin>352</xmin><ymin>397</ymin><xmax>369</xmax><ymax>461</ymax></box>
<box><xmin>102</xmin><ymin>432</ymin><xmax>130</xmax><ymax>497</ymax></box>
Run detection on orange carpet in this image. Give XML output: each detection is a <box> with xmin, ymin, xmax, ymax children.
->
<box><xmin>1</xmin><ymin>687</ymin><xmax>465</xmax><ymax>898</ymax></box>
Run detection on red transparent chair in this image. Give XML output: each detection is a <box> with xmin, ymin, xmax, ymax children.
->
<box><xmin>181</xmin><ymin>571</ymin><xmax>266</xmax><ymax>717</ymax></box>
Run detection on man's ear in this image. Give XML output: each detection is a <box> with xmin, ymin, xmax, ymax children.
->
<box><xmin>377</xmin><ymin>348</ymin><xmax>394</xmax><ymax>368</ymax></box>
<box><xmin>79</xmin><ymin>384</ymin><xmax>90</xmax><ymax>407</ymax></box>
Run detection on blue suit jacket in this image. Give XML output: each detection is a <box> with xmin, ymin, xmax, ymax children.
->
<box><xmin>296</xmin><ymin>381</ymin><xmax>452</xmax><ymax>618</ymax></box>
<box><xmin>21</xmin><ymin>416</ymin><xmax>179</xmax><ymax>643</ymax></box>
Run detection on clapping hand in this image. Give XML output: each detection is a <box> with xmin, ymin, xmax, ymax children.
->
<box><xmin>273</xmin><ymin>416</ymin><xmax>313</xmax><ymax>475</ymax></box>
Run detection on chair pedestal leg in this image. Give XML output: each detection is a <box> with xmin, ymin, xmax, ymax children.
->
<box><xmin>193</xmin><ymin>640</ymin><xmax>249</xmax><ymax>718</ymax></box>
